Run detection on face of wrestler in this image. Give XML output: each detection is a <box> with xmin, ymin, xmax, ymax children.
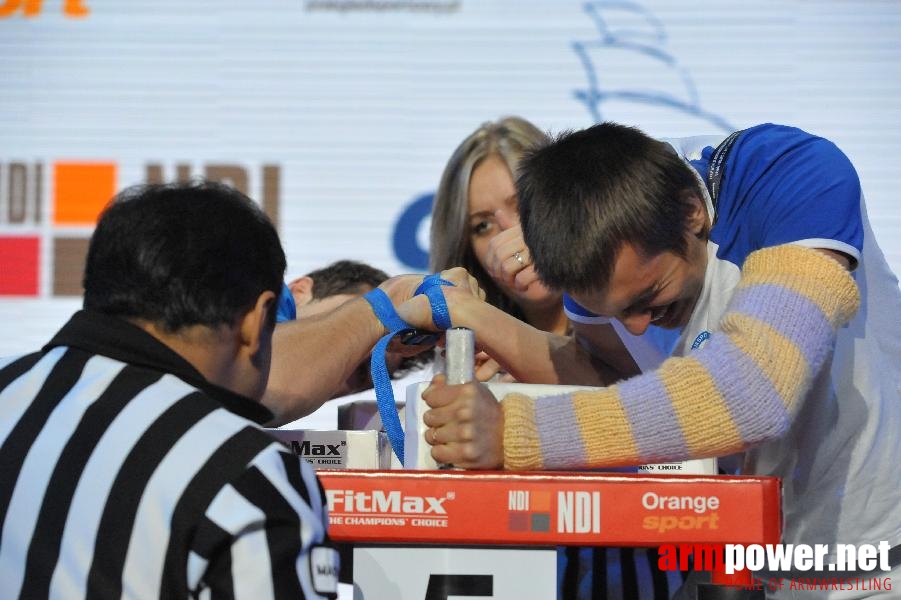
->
<box><xmin>568</xmin><ymin>201</ymin><xmax>709</xmax><ymax>336</ymax></box>
<box><xmin>467</xmin><ymin>154</ymin><xmax>560</xmax><ymax>308</ymax></box>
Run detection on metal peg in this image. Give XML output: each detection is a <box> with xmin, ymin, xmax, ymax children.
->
<box><xmin>444</xmin><ymin>327</ymin><xmax>474</xmax><ymax>384</ymax></box>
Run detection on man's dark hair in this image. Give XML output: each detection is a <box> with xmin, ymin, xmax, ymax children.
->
<box><xmin>83</xmin><ymin>180</ymin><xmax>286</xmax><ymax>332</ymax></box>
<box><xmin>305</xmin><ymin>260</ymin><xmax>389</xmax><ymax>300</ymax></box>
<box><xmin>518</xmin><ymin>121</ymin><xmax>704</xmax><ymax>294</ymax></box>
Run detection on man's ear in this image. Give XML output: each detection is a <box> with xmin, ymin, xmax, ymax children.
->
<box><xmin>683</xmin><ymin>191</ymin><xmax>710</xmax><ymax>239</ymax></box>
<box><xmin>239</xmin><ymin>290</ymin><xmax>277</xmax><ymax>358</ymax></box>
<box><xmin>287</xmin><ymin>276</ymin><xmax>315</xmax><ymax>308</ymax></box>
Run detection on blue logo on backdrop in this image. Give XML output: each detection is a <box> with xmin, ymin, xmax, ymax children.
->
<box><xmin>573</xmin><ymin>1</ymin><xmax>734</xmax><ymax>131</ymax></box>
<box><xmin>393</xmin><ymin>192</ymin><xmax>433</xmax><ymax>271</ymax></box>
<box><xmin>391</xmin><ymin>1</ymin><xmax>733</xmax><ymax>270</ymax></box>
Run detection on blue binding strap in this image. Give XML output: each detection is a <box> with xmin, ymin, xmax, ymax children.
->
<box><xmin>363</xmin><ymin>275</ymin><xmax>454</xmax><ymax>465</ymax></box>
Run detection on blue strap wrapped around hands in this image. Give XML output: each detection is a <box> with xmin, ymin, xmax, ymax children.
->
<box><xmin>363</xmin><ymin>274</ymin><xmax>454</xmax><ymax>465</ymax></box>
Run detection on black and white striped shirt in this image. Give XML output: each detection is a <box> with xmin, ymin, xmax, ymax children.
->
<box><xmin>0</xmin><ymin>310</ymin><xmax>338</xmax><ymax>599</ymax></box>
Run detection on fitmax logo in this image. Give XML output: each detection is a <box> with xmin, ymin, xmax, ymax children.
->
<box><xmin>326</xmin><ymin>489</ymin><xmax>450</xmax><ymax>515</ymax></box>
<box><xmin>290</xmin><ymin>440</ymin><xmax>342</xmax><ymax>456</ymax></box>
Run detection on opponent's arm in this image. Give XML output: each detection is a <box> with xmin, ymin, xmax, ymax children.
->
<box><xmin>263</xmin><ymin>296</ymin><xmax>385</xmax><ymax>424</ymax></box>
<box><xmin>262</xmin><ymin>268</ymin><xmax>481</xmax><ymax>425</ymax></box>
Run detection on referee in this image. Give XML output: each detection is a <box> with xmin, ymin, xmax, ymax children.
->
<box><xmin>0</xmin><ymin>182</ymin><xmax>338</xmax><ymax>599</ymax></box>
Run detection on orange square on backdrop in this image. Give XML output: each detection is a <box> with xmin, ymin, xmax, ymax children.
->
<box><xmin>53</xmin><ymin>162</ymin><xmax>116</xmax><ymax>225</ymax></box>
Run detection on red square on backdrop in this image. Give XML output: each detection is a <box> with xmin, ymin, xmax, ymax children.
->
<box><xmin>0</xmin><ymin>237</ymin><xmax>40</xmax><ymax>296</ymax></box>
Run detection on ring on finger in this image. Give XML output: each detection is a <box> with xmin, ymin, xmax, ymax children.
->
<box><xmin>513</xmin><ymin>251</ymin><xmax>525</xmax><ymax>266</ymax></box>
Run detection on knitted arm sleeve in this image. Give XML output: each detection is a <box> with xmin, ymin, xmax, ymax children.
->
<box><xmin>501</xmin><ymin>244</ymin><xmax>861</xmax><ymax>470</ymax></box>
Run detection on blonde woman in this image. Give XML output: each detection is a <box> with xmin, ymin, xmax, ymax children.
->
<box><xmin>430</xmin><ymin>117</ymin><xmax>572</xmax><ymax>382</ymax></box>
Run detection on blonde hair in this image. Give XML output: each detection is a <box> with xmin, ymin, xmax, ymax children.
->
<box><xmin>429</xmin><ymin>116</ymin><xmax>549</xmax><ymax>317</ymax></box>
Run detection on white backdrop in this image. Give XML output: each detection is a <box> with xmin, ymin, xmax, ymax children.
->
<box><xmin>2</xmin><ymin>0</ymin><xmax>900</xmax><ymax>357</ymax></box>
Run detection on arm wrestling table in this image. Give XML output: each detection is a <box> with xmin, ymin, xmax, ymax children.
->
<box><xmin>317</xmin><ymin>469</ymin><xmax>780</xmax><ymax>599</ymax></box>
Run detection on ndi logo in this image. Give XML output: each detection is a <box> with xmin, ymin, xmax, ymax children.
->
<box><xmin>558</xmin><ymin>491</ymin><xmax>601</xmax><ymax>534</ymax></box>
<box><xmin>507</xmin><ymin>489</ymin><xmax>551</xmax><ymax>533</ymax></box>
<box><xmin>0</xmin><ymin>160</ymin><xmax>280</xmax><ymax>297</ymax></box>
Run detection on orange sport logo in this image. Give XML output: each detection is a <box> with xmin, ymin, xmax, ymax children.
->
<box><xmin>641</xmin><ymin>491</ymin><xmax>721</xmax><ymax>533</ymax></box>
<box><xmin>0</xmin><ymin>0</ymin><xmax>89</xmax><ymax>18</ymax></box>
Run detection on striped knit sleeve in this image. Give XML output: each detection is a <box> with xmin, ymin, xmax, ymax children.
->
<box><xmin>501</xmin><ymin>244</ymin><xmax>861</xmax><ymax>470</ymax></box>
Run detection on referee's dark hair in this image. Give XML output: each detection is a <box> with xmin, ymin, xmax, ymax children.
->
<box><xmin>83</xmin><ymin>180</ymin><xmax>286</xmax><ymax>332</ymax></box>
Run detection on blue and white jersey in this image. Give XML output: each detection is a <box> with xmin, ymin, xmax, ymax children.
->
<box><xmin>681</xmin><ymin>125</ymin><xmax>901</xmax><ymax>580</ymax></box>
<box><xmin>675</xmin><ymin>123</ymin><xmax>864</xmax><ymax>355</ymax></box>
<box><xmin>700</xmin><ymin>124</ymin><xmax>862</xmax><ymax>265</ymax></box>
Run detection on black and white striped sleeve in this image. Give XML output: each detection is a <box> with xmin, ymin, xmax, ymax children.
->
<box><xmin>190</xmin><ymin>444</ymin><xmax>337</xmax><ymax>600</ymax></box>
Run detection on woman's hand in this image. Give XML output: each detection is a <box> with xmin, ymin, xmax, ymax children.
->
<box><xmin>485</xmin><ymin>210</ymin><xmax>543</xmax><ymax>291</ymax></box>
<box><xmin>421</xmin><ymin>374</ymin><xmax>504</xmax><ymax>469</ymax></box>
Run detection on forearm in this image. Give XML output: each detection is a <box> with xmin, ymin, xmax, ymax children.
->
<box><xmin>263</xmin><ymin>268</ymin><xmax>481</xmax><ymax>425</ymax></box>
<box><xmin>262</xmin><ymin>296</ymin><xmax>384</xmax><ymax>425</ymax></box>
<box><xmin>502</xmin><ymin>245</ymin><xmax>860</xmax><ymax>470</ymax></box>
<box><xmin>446</xmin><ymin>294</ymin><xmax>618</xmax><ymax>386</ymax></box>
